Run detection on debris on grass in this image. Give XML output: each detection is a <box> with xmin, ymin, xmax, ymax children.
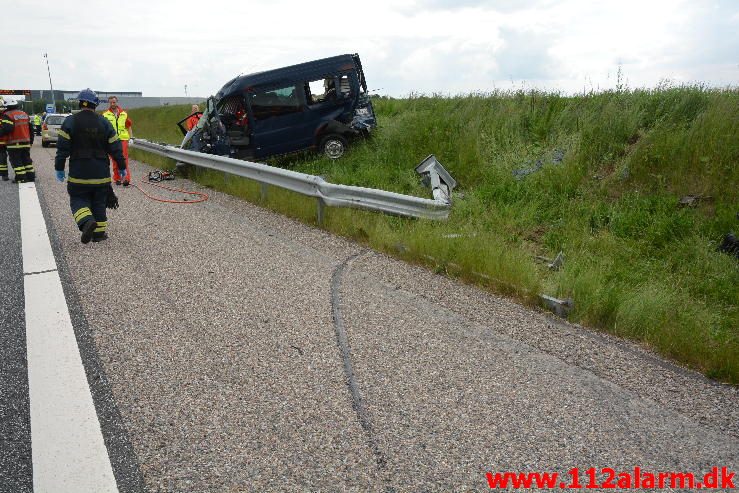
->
<box><xmin>536</xmin><ymin>251</ymin><xmax>565</xmax><ymax>271</ymax></box>
<box><xmin>540</xmin><ymin>294</ymin><xmax>574</xmax><ymax>318</ymax></box>
<box><xmin>718</xmin><ymin>233</ymin><xmax>739</xmax><ymax>259</ymax></box>
<box><xmin>513</xmin><ymin>149</ymin><xmax>566</xmax><ymax>180</ymax></box>
<box><xmin>678</xmin><ymin>194</ymin><xmax>713</xmax><ymax>208</ymax></box>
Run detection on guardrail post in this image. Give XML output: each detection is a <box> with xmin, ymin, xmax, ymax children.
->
<box><xmin>317</xmin><ymin>198</ymin><xmax>325</xmax><ymax>226</ymax></box>
<box><xmin>260</xmin><ymin>183</ymin><xmax>269</xmax><ymax>202</ymax></box>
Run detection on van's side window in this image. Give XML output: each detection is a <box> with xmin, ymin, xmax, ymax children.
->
<box><xmin>305</xmin><ymin>78</ymin><xmax>333</xmax><ymax>104</ymax></box>
<box><xmin>306</xmin><ymin>78</ymin><xmax>343</xmax><ymax>105</ymax></box>
<box><xmin>250</xmin><ymin>85</ymin><xmax>301</xmax><ymax>121</ymax></box>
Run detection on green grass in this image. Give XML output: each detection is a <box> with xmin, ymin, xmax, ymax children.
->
<box><xmin>128</xmin><ymin>88</ymin><xmax>739</xmax><ymax>382</ymax></box>
<box><xmin>129</xmin><ymin>103</ymin><xmax>204</xmax><ymax>145</ymax></box>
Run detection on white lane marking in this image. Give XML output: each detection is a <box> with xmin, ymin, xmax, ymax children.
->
<box><xmin>19</xmin><ymin>182</ymin><xmax>119</xmax><ymax>493</ymax></box>
<box><xmin>19</xmin><ymin>183</ymin><xmax>57</xmax><ymax>274</ymax></box>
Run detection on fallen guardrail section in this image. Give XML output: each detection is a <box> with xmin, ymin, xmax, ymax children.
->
<box><xmin>130</xmin><ymin>139</ymin><xmax>455</xmax><ymax>221</ymax></box>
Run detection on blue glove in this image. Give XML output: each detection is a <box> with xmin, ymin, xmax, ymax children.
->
<box><xmin>119</xmin><ymin>169</ymin><xmax>127</xmax><ymax>181</ymax></box>
<box><xmin>55</xmin><ymin>170</ymin><xmax>65</xmax><ymax>182</ymax></box>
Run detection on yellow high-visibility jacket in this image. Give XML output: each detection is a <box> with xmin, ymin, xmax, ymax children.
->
<box><xmin>102</xmin><ymin>109</ymin><xmax>130</xmax><ymax>140</ymax></box>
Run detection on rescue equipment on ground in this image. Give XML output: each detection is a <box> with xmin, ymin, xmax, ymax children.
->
<box><xmin>147</xmin><ymin>169</ymin><xmax>174</xmax><ymax>182</ymax></box>
<box><xmin>133</xmin><ymin>169</ymin><xmax>208</xmax><ymax>204</ymax></box>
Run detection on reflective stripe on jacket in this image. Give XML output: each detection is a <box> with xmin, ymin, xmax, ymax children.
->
<box><xmin>102</xmin><ymin>109</ymin><xmax>130</xmax><ymax>140</ymax></box>
<box><xmin>0</xmin><ymin>112</ymin><xmax>8</xmax><ymax>145</ymax></box>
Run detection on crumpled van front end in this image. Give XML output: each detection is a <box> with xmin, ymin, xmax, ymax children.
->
<box><xmin>179</xmin><ymin>96</ymin><xmax>230</xmax><ymax>156</ymax></box>
<box><xmin>350</xmin><ymin>92</ymin><xmax>377</xmax><ymax>133</ymax></box>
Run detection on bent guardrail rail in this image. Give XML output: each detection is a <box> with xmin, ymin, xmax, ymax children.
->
<box><xmin>130</xmin><ymin>139</ymin><xmax>454</xmax><ymax>221</ymax></box>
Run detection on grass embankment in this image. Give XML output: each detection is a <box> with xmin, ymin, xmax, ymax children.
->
<box><xmin>129</xmin><ymin>88</ymin><xmax>739</xmax><ymax>382</ymax></box>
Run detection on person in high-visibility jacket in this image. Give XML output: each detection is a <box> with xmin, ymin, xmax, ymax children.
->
<box><xmin>56</xmin><ymin>89</ymin><xmax>126</xmax><ymax>244</ymax></box>
<box><xmin>0</xmin><ymin>97</ymin><xmax>8</xmax><ymax>181</ymax></box>
<box><xmin>0</xmin><ymin>97</ymin><xmax>35</xmax><ymax>183</ymax></box>
<box><xmin>33</xmin><ymin>113</ymin><xmax>42</xmax><ymax>135</ymax></box>
<box><xmin>102</xmin><ymin>95</ymin><xmax>133</xmax><ymax>186</ymax></box>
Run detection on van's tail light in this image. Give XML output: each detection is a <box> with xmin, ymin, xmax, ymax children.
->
<box><xmin>42</xmin><ymin>123</ymin><xmax>48</xmax><ymax>130</ymax></box>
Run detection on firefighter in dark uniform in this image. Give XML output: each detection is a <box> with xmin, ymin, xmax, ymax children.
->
<box><xmin>0</xmin><ymin>97</ymin><xmax>35</xmax><ymax>183</ymax></box>
<box><xmin>55</xmin><ymin>89</ymin><xmax>127</xmax><ymax>243</ymax></box>
<box><xmin>0</xmin><ymin>97</ymin><xmax>8</xmax><ymax>181</ymax></box>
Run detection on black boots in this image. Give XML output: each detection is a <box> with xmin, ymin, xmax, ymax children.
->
<box><xmin>80</xmin><ymin>220</ymin><xmax>97</xmax><ymax>244</ymax></box>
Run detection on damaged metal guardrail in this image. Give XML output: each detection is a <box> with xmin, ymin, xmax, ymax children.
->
<box><xmin>130</xmin><ymin>139</ymin><xmax>454</xmax><ymax>221</ymax></box>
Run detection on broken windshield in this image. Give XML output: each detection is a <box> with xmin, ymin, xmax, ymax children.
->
<box><xmin>207</xmin><ymin>96</ymin><xmax>217</xmax><ymax>118</ymax></box>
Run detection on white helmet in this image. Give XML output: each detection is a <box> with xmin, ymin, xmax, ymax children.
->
<box><xmin>0</xmin><ymin>96</ymin><xmax>5</xmax><ymax>109</ymax></box>
<box><xmin>3</xmin><ymin>96</ymin><xmax>19</xmax><ymax>107</ymax></box>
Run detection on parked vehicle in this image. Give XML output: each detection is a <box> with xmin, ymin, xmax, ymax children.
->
<box><xmin>179</xmin><ymin>53</ymin><xmax>377</xmax><ymax>160</ymax></box>
<box><xmin>41</xmin><ymin>113</ymin><xmax>72</xmax><ymax>147</ymax></box>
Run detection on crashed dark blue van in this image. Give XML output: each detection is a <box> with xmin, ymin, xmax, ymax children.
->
<box><xmin>179</xmin><ymin>53</ymin><xmax>377</xmax><ymax>160</ymax></box>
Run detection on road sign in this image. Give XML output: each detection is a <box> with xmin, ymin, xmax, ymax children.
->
<box><xmin>46</xmin><ymin>104</ymin><xmax>55</xmax><ymax>114</ymax></box>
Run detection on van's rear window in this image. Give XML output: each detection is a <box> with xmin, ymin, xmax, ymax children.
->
<box><xmin>46</xmin><ymin>116</ymin><xmax>66</xmax><ymax>125</ymax></box>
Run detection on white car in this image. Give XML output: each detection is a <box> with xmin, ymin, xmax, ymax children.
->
<box><xmin>41</xmin><ymin>113</ymin><xmax>72</xmax><ymax>147</ymax></box>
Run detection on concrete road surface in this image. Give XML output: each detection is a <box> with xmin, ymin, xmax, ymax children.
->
<box><xmin>1</xmin><ymin>141</ymin><xmax>737</xmax><ymax>492</ymax></box>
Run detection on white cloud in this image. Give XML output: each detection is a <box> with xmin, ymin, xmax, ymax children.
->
<box><xmin>4</xmin><ymin>0</ymin><xmax>737</xmax><ymax>97</ymax></box>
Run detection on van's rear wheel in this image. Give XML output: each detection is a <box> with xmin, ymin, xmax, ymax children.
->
<box><xmin>319</xmin><ymin>134</ymin><xmax>348</xmax><ymax>160</ymax></box>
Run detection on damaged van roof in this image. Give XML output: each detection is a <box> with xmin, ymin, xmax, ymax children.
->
<box><xmin>216</xmin><ymin>54</ymin><xmax>365</xmax><ymax>99</ymax></box>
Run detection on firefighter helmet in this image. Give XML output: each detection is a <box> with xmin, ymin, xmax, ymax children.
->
<box><xmin>3</xmin><ymin>97</ymin><xmax>19</xmax><ymax>108</ymax></box>
<box><xmin>77</xmin><ymin>88</ymin><xmax>99</xmax><ymax>108</ymax></box>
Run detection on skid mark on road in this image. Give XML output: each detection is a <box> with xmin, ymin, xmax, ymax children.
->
<box><xmin>331</xmin><ymin>252</ymin><xmax>389</xmax><ymax>470</ymax></box>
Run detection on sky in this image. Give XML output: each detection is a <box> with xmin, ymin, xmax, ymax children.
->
<box><xmin>5</xmin><ymin>0</ymin><xmax>738</xmax><ymax>98</ymax></box>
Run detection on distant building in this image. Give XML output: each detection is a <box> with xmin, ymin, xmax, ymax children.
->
<box><xmin>93</xmin><ymin>96</ymin><xmax>205</xmax><ymax>109</ymax></box>
<box><xmin>60</xmin><ymin>90</ymin><xmax>143</xmax><ymax>101</ymax></box>
<box><xmin>28</xmin><ymin>89</ymin><xmax>203</xmax><ymax>109</ymax></box>
<box><xmin>30</xmin><ymin>89</ymin><xmax>143</xmax><ymax>101</ymax></box>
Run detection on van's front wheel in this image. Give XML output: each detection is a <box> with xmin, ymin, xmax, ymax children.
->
<box><xmin>319</xmin><ymin>134</ymin><xmax>348</xmax><ymax>160</ymax></box>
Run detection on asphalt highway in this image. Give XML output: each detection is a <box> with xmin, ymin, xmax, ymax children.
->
<box><xmin>1</xmin><ymin>141</ymin><xmax>737</xmax><ymax>492</ymax></box>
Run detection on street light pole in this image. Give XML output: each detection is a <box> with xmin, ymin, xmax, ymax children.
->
<box><xmin>44</xmin><ymin>52</ymin><xmax>56</xmax><ymax>112</ymax></box>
